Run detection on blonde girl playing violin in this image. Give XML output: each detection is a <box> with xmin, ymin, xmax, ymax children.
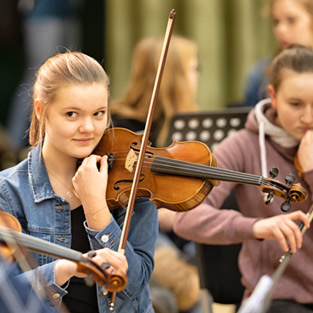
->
<box><xmin>175</xmin><ymin>44</ymin><xmax>313</xmax><ymax>313</ymax></box>
<box><xmin>0</xmin><ymin>52</ymin><xmax>158</xmax><ymax>313</ymax></box>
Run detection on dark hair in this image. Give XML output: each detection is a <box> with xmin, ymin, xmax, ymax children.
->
<box><xmin>269</xmin><ymin>44</ymin><xmax>313</xmax><ymax>90</ymax></box>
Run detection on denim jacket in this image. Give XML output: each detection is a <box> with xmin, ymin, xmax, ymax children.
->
<box><xmin>0</xmin><ymin>144</ymin><xmax>158</xmax><ymax>313</ymax></box>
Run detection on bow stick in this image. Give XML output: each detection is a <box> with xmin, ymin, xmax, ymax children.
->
<box><xmin>109</xmin><ymin>9</ymin><xmax>177</xmax><ymax>311</ymax></box>
<box><xmin>237</xmin><ymin>204</ymin><xmax>313</xmax><ymax>313</ymax></box>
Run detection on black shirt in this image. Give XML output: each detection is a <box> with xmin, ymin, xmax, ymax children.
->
<box><xmin>62</xmin><ymin>206</ymin><xmax>98</xmax><ymax>313</ymax></box>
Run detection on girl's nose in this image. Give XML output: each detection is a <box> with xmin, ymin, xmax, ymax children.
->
<box><xmin>79</xmin><ymin>117</ymin><xmax>95</xmax><ymax>132</ymax></box>
<box><xmin>275</xmin><ymin>22</ymin><xmax>288</xmax><ymax>38</ymax></box>
<box><xmin>300</xmin><ymin>106</ymin><xmax>313</xmax><ymax>124</ymax></box>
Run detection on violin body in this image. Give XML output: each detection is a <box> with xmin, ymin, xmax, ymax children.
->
<box><xmin>94</xmin><ymin>127</ymin><xmax>220</xmax><ymax>212</ymax></box>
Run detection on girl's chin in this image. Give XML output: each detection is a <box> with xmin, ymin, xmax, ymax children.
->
<box><xmin>71</xmin><ymin>149</ymin><xmax>94</xmax><ymax>160</ymax></box>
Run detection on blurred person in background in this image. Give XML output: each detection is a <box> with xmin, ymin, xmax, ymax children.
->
<box><xmin>110</xmin><ymin>35</ymin><xmax>199</xmax><ymax>147</ymax></box>
<box><xmin>6</xmin><ymin>0</ymin><xmax>81</xmax><ymax>152</ymax></box>
<box><xmin>244</xmin><ymin>0</ymin><xmax>313</xmax><ymax>107</ymax></box>
<box><xmin>175</xmin><ymin>45</ymin><xmax>313</xmax><ymax>313</ymax></box>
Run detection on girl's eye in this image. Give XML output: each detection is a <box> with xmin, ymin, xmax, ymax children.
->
<box><xmin>289</xmin><ymin>102</ymin><xmax>300</xmax><ymax>107</ymax></box>
<box><xmin>94</xmin><ymin>110</ymin><xmax>106</xmax><ymax>117</ymax></box>
<box><xmin>272</xmin><ymin>18</ymin><xmax>279</xmax><ymax>26</ymax></box>
<box><xmin>66</xmin><ymin>111</ymin><xmax>78</xmax><ymax>118</ymax></box>
<box><xmin>287</xmin><ymin>17</ymin><xmax>296</xmax><ymax>25</ymax></box>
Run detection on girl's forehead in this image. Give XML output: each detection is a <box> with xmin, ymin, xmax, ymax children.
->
<box><xmin>272</xmin><ymin>0</ymin><xmax>305</xmax><ymax>8</ymax></box>
<box><xmin>50</xmin><ymin>84</ymin><xmax>108</xmax><ymax>108</ymax></box>
<box><xmin>54</xmin><ymin>84</ymin><xmax>107</xmax><ymax>98</ymax></box>
<box><xmin>279</xmin><ymin>68</ymin><xmax>313</xmax><ymax>80</ymax></box>
<box><xmin>277</xmin><ymin>69</ymin><xmax>313</xmax><ymax>97</ymax></box>
<box><xmin>271</xmin><ymin>0</ymin><xmax>310</xmax><ymax>15</ymax></box>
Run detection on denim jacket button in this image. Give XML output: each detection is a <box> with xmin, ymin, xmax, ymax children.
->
<box><xmin>101</xmin><ymin>234</ymin><xmax>109</xmax><ymax>243</ymax></box>
<box><xmin>52</xmin><ymin>293</ymin><xmax>60</xmax><ymax>299</ymax></box>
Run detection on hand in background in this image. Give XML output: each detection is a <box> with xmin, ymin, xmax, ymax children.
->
<box><xmin>252</xmin><ymin>210</ymin><xmax>309</xmax><ymax>253</ymax></box>
<box><xmin>297</xmin><ymin>130</ymin><xmax>313</xmax><ymax>172</ymax></box>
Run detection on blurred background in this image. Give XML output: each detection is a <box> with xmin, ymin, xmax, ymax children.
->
<box><xmin>106</xmin><ymin>0</ymin><xmax>276</xmax><ymax>110</ymax></box>
<box><xmin>0</xmin><ymin>0</ymin><xmax>276</xmax><ymax>166</ymax></box>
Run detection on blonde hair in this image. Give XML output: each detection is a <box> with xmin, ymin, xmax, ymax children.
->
<box><xmin>110</xmin><ymin>35</ymin><xmax>198</xmax><ymax>146</ymax></box>
<box><xmin>29</xmin><ymin>52</ymin><xmax>110</xmax><ymax>147</ymax></box>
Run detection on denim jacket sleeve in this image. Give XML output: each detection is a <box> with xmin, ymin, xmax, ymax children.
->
<box><xmin>84</xmin><ymin>198</ymin><xmax>158</xmax><ymax>298</ymax></box>
<box><xmin>1</xmin><ymin>256</ymin><xmax>68</xmax><ymax>312</ymax></box>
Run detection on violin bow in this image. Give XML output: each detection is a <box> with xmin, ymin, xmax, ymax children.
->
<box><xmin>237</xmin><ymin>204</ymin><xmax>313</xmax><ymax>313</ymax></box>
<box><xmin>109</xmin><ymin>9</ymin><xmax>176</xmax><ymax>311</ymax></box>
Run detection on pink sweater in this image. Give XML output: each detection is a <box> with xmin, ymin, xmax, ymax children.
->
<box><xmin>173</xmin><ymin>104</ymin><xmax>313</xmax><ymax>303</ymax></box>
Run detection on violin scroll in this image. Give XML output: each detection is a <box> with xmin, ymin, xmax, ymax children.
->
<box><xmin>261</xmin><ymin>175</ymin><xmax>308</xmax><ymax>212</ymax></box>
<box><xmin>77</xmin><ymin>257</ymin><xmax>127</xmax><ymax>292</ymax></box>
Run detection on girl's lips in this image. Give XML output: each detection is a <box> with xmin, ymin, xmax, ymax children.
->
<box><xmin>298</xmin><ymin>127</ymin><xmax>313</xmax><ymax>133</ymax></box>
<box><xmin>281</xmin><ymin>41</ymin><xmax>290</xmax><ymax>48</ymax></box>
<box><xmin>73</xmin><ymin>138</ymin><xmax>94</xmax><ymax>144</ymax></box>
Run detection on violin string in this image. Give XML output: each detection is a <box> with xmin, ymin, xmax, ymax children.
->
<box><xmin>0</xmin><ymin>226</ymin><xmax>84</xmax><ymax>263</ymax></box>
<box><xmin>0</xmin><ymin>219</ymin><xmax>50</xmax><ymax>301</ymax></box>
<box><xmin>109</xmin><ymin>156</ymin><xmax>281</xmax><ymax>189</ymax></box>
<box><xmin>152</xmin><ymin>157</ymin><xmax>264</xmax><ymax>185</ymax></box>
<box><xmin>154</xmin><ymin>158</ymin><xmax>283</xmax><ymax>190</ymax></box>
<box><xmin>108</xmin><ymin>153</ymin><xmax>282</xmax><ymax>190</ymax></box>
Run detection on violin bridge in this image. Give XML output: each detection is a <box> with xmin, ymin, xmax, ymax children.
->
<box><xmin>125</xmin><ymin>149</ymin><xmax>137</xmax><ymax>173</ymax></box>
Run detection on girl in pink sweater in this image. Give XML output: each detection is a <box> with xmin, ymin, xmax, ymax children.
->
<box><xmin>174</xmin><ymin>45</ymin><xmax>313</xmax><ymax>313</ymax></box>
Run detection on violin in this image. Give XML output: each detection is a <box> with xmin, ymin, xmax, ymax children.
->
<box><xmin>0</xmin><ymin>210</ymin><xmax>127</xmax><ymax>292</ymax></box>
<box><xmin>93</xmin><ymin>127</ymin><xmax>308</xmax><ymax>212</ymax></box>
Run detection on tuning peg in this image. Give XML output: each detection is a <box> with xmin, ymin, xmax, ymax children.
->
<box><xmin>84</xmin><ymin>274</ymin><xmax>94</xmax><ymax>287</ymax></box>
<box><xmin>281</xmin><ymin>199</ymin><xmax>291</xmax><ymax>212</ymax></box>
<box><xmin>269</xmin><ymin>167</ymin><xmax>279</xmax><ymax>179</ymax></box>
<box><xmin>264</xmin><ymin>168</ymin><xmax>280</xmax><ymax>205</ymax></box>
<box><xmin>265</xmin><ymin>192</ymin><xmax>273</xmax><ymax>205</ymax></box>
<box><xmin>285</xmin><ymin>174</ymin><xmax>295</xmax><ymax>186</ymax></box>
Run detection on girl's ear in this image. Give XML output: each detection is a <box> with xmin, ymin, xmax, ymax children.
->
<box><xmin>268</xmin><ymin>84</ymin><xmax>278</xmax><ymax>109</ymax></box>
<box><xmin>34</xmin><ymin>99</ymin><xmax>43</xmax><ymax>119</ymax></box>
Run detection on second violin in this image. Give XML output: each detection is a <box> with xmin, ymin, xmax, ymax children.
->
<box><xmin>0</xmin><ymin>210</ymin><xmax>127</xmax><ymax>292</ymax></box>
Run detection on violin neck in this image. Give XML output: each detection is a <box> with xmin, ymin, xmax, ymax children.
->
<box><xmin>151</xmin><ymin>156</ymin><xmax>264</xmax><ymax>186</ymax></box>
<box><xmin>0</xmin><ymin>226</ymin><xmax>84</xmax><ymax>263</ymax></box>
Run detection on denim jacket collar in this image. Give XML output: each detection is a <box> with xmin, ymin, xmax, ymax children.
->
<box><xmin>28</xmin><ymin>144</ymin><xmax>56</xmax><ymax>203</ymax></box>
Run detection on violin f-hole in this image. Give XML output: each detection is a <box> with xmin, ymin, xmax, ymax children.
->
<box><xmin>129</xmin><ymin>142</ymin><xmax>154</xmax><ymax>157</ymax></box>
<box><xmin>113</xmin><ymin>174</ymin><xmax>146</xmax><ymax>190</ymax></box>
